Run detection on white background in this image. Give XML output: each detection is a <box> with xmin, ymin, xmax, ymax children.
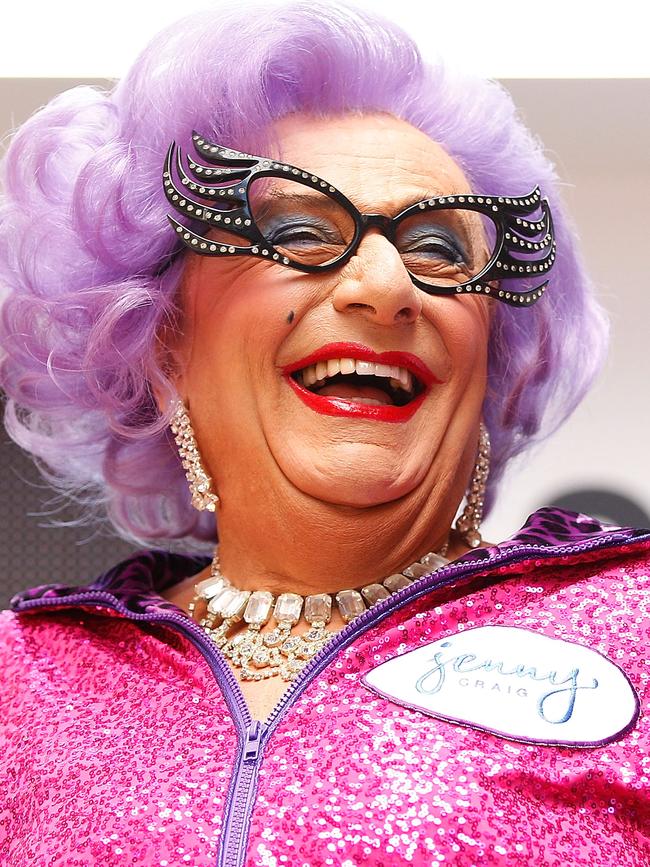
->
<box><xmin>2</xmin><ymin>0</ymin><xmax>650</xmax><ymax>79</ymax></box>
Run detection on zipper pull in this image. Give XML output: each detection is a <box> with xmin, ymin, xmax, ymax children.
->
<box><xmin>243</xmin><ymin>720</ymin><xmax>265</xmax><ymax>761</ymax></box>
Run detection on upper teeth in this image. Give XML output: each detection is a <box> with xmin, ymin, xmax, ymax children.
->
<box><xmin>300</xmin><ymin>358</ymin><xmax>413</xmax><ymax>392</ymax></box>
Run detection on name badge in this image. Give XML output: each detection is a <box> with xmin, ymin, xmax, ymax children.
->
<box><xmin>362</xmin><ymin>625</ymin><xmax>639</xmax><ymax>746</ymax></box>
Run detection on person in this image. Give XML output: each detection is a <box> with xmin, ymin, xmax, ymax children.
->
<box><xmin>1</xmin><ymin>3</ymin><xmax>648</xmax><ymax>866</ymax></box>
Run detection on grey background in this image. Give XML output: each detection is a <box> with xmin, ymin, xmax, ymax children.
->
<box><xmin>1</xmin><ymin>77</ymin><xmax>649</xmax><ymax>608</ymax></box>
<box><xmin>0</xmin><ymin>79</ymin><xmax>138</xmax><ymax>608</ymax></box>
<box><xmin>0</xmin><ymin>447</ymin><xmax>138</xmax><ymax>606</ymax></box>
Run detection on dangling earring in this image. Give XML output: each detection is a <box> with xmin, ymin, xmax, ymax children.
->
<box><xmin>455</xmin><ymin>422</ymin><xmax>490</xmax><ymax>549</ymax></box>
<box><xmin>170</xmin><ymin>400</ymin><xmax>220</xmax><ymax>512</ymax></box>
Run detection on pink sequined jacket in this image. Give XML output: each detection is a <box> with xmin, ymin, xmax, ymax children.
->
<box><xmin>1</xmin><ymin>507</ymin><xmax>649</xmax><ymax>867</ymax></box>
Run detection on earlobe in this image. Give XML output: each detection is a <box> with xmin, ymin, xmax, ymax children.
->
<box><xmin>148</xmin><ymin>374</ymin><xmax>183</xmax><ymax>420</ymax></box>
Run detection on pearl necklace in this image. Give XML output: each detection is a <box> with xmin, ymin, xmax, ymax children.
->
<box><xmin>189</xmin><ymin>543</ymin><xmax>450</xmax><ymax>682</ymax></box>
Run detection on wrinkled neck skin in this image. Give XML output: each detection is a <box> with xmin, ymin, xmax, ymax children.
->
<box><xmin>181</xmin><ymin>433</ymin><xmax>478</xmax><ymax>599</ymax></box>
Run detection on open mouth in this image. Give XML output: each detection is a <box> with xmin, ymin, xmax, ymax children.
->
<box><xmin>282</xmin><ymin>344</ymin><xmax>436</xmax><ymax>422</ymax></box>
<box><xmin>291</xmin><ymin>358</ymin><xmax>424</xmax><ymax>407</ymax></box>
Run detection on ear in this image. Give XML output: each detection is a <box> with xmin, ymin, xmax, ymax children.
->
<box><xmin>148</xmin><ymin>310</ymin><xmax>188</xmax><ymax>416</ymax></box>
<box><xmin>150</xmin><ymin>257</ymin><xmax>202</xmax><ymax>415</ymax></box>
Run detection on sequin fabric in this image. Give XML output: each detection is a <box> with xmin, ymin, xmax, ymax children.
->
<box><xmin>2</xmin><ymin>508</ymin><xmax>649</xmax><ymax>866</ymax></box>
<box><xmin>255</xmin><ymin>548</ymin><xmax>650</xmax><ymax>867</ymax></box>
<box><xmin>0</xmin><ymin>611</ymin><xmax>239</xmax><ymax>866</ymax></box>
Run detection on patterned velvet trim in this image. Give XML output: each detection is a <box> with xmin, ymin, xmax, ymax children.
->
<box><xmin>10</xmin><ymin>507</ymin><xmax>648</xmax><ymax>614</ymax></box>
<box><xmin>11</xmin><ymin>551</ymin><xmax>210</xmax><ymax>615</ymax></box>
<box><xmin>453</xmin><ymin>507</ymin><xmax>649</xmax><ymax>565</ymax></box>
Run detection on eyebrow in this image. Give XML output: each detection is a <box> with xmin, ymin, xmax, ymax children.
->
<box><xmin>254</xmin><ymin>187</ymin><xmax>466</xmax><ymax>215</ymax></box>
<box><xmin>254</xmin><ymin>189</ymin><xmax>345</xmax><ymax>212</ymax></box>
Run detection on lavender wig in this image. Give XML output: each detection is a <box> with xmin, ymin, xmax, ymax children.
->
<box><xmin>0</xmin><ymin>1</ymin><xmax>608</xmax><ymax>548</ymax></box>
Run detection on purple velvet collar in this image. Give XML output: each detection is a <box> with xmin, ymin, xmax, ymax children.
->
<box><xmin>10</xmin><ymin>507</ymin><xmax>648</xmax><ymax>616</ymax></box>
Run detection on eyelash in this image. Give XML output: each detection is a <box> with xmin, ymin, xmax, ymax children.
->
<box><xmin>400</xmin><ymin>232</ymin><xmax>467</xmax><ymax>263</ymax></box>
<box><xmin>268</xmin><ymin>220</ymin><xmax>341</xmax><ymax>246</ymax></box>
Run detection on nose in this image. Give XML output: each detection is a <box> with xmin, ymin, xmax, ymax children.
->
<box><xmin>331</xmin><ymin>232</ymin><xmax>423</xmax><ymax>326</ymax></box>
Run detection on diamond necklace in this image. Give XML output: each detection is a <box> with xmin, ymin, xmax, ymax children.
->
<box><xmin>188</xmin><ymin>543</ymin><xmax>450</xmax><ymax>682</ymax></box>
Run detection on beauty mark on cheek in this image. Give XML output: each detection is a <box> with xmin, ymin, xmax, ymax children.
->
<box><xmin>286</xmin><ymin>310</ymin><xmax>295</xmax><ymax>324</ymax></box>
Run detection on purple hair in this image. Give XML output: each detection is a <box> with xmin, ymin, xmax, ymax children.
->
<box><xmin>0</xmin><ymin>1</ymin><xmax>608</xmax><ymax>548</ymax></box>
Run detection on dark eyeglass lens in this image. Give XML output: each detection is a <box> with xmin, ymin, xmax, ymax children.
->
<box><xmin>395</xmin><ymin>207</ymin><xmax>496</xmax><ymax>287</ymax></box>
<box><xmin>248</xmin><ymin>177</ymin><xmax>356</xmax><ymax>267</ymax></box>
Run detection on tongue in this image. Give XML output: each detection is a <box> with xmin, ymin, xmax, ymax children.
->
<box><xmin>316</xmin><ymin>383</ymin><xmax>394</xmax><ymax>405</ymax></box>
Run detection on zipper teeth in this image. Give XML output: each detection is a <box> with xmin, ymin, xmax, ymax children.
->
<box><xmin>222</xmin><ymin>762</ymin><xmax>256</xmax><ymax>867</ymax></box>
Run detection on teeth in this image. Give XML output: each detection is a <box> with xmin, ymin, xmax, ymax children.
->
<box><xmin>297</xmin><ymin>357</ymin><xmax>416</xmax><ymax>393</ymax></box>
<box><xmin>355</xmin><ymin>360</ymin><xmax>375</xmax><ymax>376</ymax></box>
<box><xmin>399</xmin><ymin>368</ymin><xmax>412</xmax><ymax>391</ymax></box>
<box><xmin>327</xmin><ymin>358</ymin><xmax>341</xmax><ymax>378</ymax></box>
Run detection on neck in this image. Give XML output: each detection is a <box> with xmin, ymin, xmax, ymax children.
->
<box><xmin>212</xmin><ymin>476</ymin><xmax>466</xmax><ymax>597</ymax></box>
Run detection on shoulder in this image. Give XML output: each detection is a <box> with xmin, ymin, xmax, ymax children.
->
<box><xmin>432</xmin><ymin>507</ymin><xmax>650</xmax><ymax>628</ymax></box>
<box><xmin>0</xmin><ymin>606</ymin><xmax>84</xmax><ymax>664</ymax></box>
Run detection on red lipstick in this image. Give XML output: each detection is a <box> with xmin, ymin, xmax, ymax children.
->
<box><xmin>282</xmin><ymin>342</ymin><xmax>439</xmax><ymax>423</ymax></box>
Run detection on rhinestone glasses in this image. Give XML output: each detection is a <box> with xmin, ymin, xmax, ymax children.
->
<box><xmin>163</xmin><ymin>132</ymin><xmax>556</xmax><ymax>308</ymax></box>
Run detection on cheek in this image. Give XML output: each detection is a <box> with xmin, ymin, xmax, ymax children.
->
<box><xmin>425</xmin><ymin>298</ymin><xmax>490</xmax><ymax>377</ymax></box>
<box><xmin>183</xmin><ymin>264</ymin><xmax>297</xmax><ymax>355</ymax></box>
<box><xmin>177</xmin><ymin>263</ymin><xmax>319</xmax><ymax>414</ymax></box>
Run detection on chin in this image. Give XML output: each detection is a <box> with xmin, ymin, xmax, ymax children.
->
<box><xmin>283</xmin><ymin>449</ymin><xmax>428</xmax><ymax>509</ymax></box>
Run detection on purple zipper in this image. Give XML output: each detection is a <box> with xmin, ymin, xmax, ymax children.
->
<box><xmin>13</xmin><ymin>530</ymin><xmax>649</xmax><ymax>866</ymax></box>
<box><xmin>220</xmin><ymin>720</ymin><xmax>267</xmax><ymax>867</ymax></box>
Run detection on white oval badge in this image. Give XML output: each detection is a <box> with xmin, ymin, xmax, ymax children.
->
<box><xmin>362</xmin><ymin>625</ymin><xmax>639</xmax><ymax>746</ymax></box>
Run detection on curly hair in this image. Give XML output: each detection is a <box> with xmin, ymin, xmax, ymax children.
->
<box><xmin>0</xmin><ymin>1</ymin><xmax>608</xmax><ymax>549</ymax></box>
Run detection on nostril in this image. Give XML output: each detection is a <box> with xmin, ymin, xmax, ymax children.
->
<box><xmin>396</xmin><ymin>306</ymin><xmax>416</xmax><ymax>322</ymax></box>
<box><xmin>332</xmin><ymin>260</ymin><xmax>423</xmax><ymax>324</ymax></box>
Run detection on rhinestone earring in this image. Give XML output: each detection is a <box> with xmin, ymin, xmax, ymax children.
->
<box><xmin>455</xmin><ymin>422</ymin><xmax>491</xmax><ymax>549</ymax></box>
<box><xmin>170</xmin><ymin>400</ymin><xmax>220</xmax><ymax>512</ymax></box>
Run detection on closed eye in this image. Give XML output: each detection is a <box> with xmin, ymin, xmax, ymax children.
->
<box><xmin>266</xmin><ymin>218</ymin><xmax>345</xmax><ymax>247</ymax></box>
<box><xmin>400</xmin><ymin>231</ymin><xmax>467</xmax><ymax>264</ymax></box>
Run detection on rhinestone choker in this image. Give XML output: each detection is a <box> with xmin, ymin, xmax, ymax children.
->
<box><xmin>188</xmin><ymin>544</ymin><xmax>450</xmax><ymax>682</ymax></box>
